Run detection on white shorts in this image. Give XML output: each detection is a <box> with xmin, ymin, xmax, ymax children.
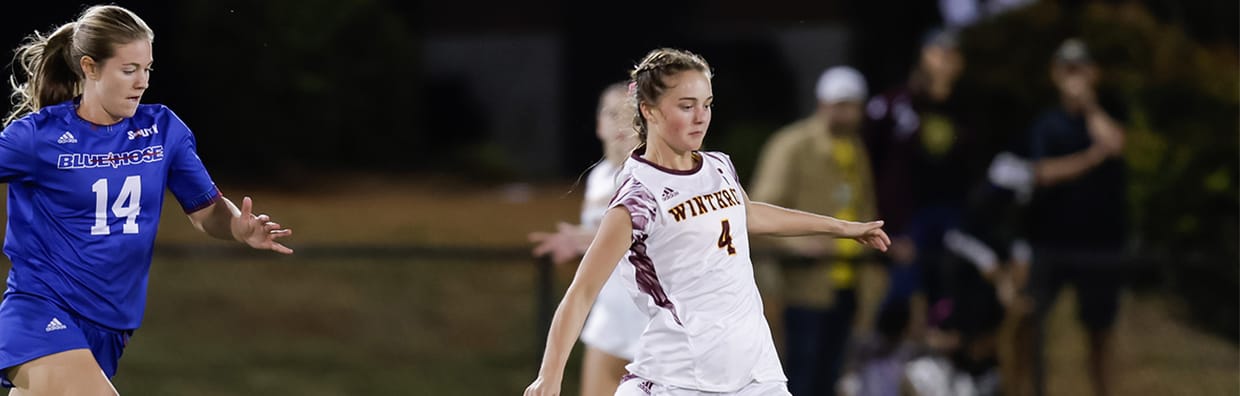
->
<box><xmin>580</xmin><ymin>265</ymin><xmax>648</xmax><ymax>361</ymax></box>
<box><xmin>615</xmin><ymin>375</ymin><xmax>791</xmax><ymax>396</ymax></box>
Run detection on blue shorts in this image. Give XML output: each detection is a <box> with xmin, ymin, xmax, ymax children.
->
<box><xmin>0</xmin><ymin>293</ymin><xmax>132</xmax><ymax>387</ymax></box>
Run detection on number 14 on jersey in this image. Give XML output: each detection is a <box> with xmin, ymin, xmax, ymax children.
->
<box><xmin>91</xmin><ymin>175</ymin><xmax>142</xmax><ymax>235</ymax></box>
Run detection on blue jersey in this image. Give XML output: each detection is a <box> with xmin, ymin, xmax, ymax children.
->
<box><xmin>0</xmin><ymin>100</ymin><xmax>220</xmax><ymax>330</ymax></box>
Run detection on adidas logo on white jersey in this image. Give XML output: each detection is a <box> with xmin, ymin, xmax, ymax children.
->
<box><xmin>45</xmin><ymin>317</ymin><xmax>67</xmax><ymax>332</ymax></box>
<box><xmin>57</xmin><ymin>131</ymin><xmax>77</xmax><ymax>144</ymax></box>
<box><xmin>661</xmin><ymin>187</ymin><xmax>679</xmax><ymax>201</ymax></box>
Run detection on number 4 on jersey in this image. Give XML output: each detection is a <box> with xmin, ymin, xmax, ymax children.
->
<box><xmin>718</xmin><ymin>219</ymin><xmax>737</xmax><ymax>255</ymax></box>
<box><xmin>91</xmin><ymin>176</ymin><xmax>141</xmax><ymax>235</ymax></box>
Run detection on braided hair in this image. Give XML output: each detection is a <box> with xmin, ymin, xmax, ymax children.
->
<box><xmin>628</xmin><ymin>48</ymin><xmax>712</xmax><ymax>143</ymax></box>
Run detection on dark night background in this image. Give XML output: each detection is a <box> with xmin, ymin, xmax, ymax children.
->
<box><xmin>0</xmin><ymin>1</ymin><xmax>1235</xmax><ymax>394</ymax></box>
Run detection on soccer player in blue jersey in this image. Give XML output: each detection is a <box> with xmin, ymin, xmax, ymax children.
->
<box><xmin>0</xmin><ymin>5</ymin><xmax>293</xmax><ymax>394</ymax></box>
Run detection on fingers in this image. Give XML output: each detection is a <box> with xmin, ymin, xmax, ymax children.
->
<box><xmin>864</xmin><ymin>220</ymin><xmax>883</xmax><ymax>233</ymax></box>
<box><xmin>865</xmin><ymin>236</ymin><xmax>886</xmax><ymax>252</ymax></box>
<box><xmin>861</xmin><ymin>220</ymin><xmax>891</xmax><ymax>248</ymax></box>
<box><xmin>530</xmin><ymin>231</ymin><xmax>559</xmax><ymax>258</ymax></box>
<box><xmin>528</xmin><ymin>231</ymin><xmax>552</xmax><ymax>243</ymax></box>
<box><xmin>844</xmin><ymin>220</ymin><xmax>883</xmax><ymax>238</ymax></box>
<box><xmin>263</xmin><ymin>228</ymin><xmax>293</xmax><ymax>254</ymax></box>
<box><xmin>268</xmin><ymin>241</ymin><xmax>294</xmax><ymax>255</ymax></box>
<box><xmin>532</xmin><ymin>242</ymin><xmax>554</xmax><ymax>258</ymax></box>
<box><xmin>857</xmin><ymin>234</ymin><xmax>889</xmax><ymax>252</ymax></box>
<box><xmin>234</xmin><ymin>197</ymin><xmax>293</xmax><ymax>254</ymax></box>
<box><xmin>240</xmin><ymin>196</ymin><xmax>253</xmax><ymax>218</ymax></box>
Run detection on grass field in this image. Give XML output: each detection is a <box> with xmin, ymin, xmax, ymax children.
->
<box><xmin>0</xmin><ymin>178</ymin><xmax>1234</xmax><ymax>395</ymax></box>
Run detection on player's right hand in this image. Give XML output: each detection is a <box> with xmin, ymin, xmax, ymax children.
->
<box><xmin>523</xmin><ymin>376</ymin><xmax>560</xmax><ymax>396</ymax></box>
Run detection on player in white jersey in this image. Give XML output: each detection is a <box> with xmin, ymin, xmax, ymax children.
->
<box><xmin>530</xmin><ymin>82</ymin><xmax>646</xmax><ymax>395</ymax></box>
<box><xmin>525</xmin><ymin>48</ymin><xmax>890</xmax><ymax>396</ymax></box>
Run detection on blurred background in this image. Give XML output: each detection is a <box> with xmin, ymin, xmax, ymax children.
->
<box><xmin>0</xmin><ymin>0</ymin><xmax>1236</xmax><ymax>395</ymax></box>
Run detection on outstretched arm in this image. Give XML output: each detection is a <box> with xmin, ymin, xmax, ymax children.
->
<box><xmin>525</xmin><ymin>207</ymin><xmax>633</xmax><ymax>396</ymax></box>
<box><xmin>744</xmin><ymin>189</ymin><xmax>889</xmax><ymax>252</ymax></box>
<box><xmin>188</xmin><ymin>196</ymin><xmax>294</xmax><ymax>254</ymax></box>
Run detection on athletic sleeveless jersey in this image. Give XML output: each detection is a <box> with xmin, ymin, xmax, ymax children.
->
<box><xmin>0</xmin><ymin>99</ymin><xmax>220</xmax><ymax>330</ymax></box>
<box><xmin>610</xmin><ymin>149</ymin><xmax>786</xmax><ymax>392</ymax></box>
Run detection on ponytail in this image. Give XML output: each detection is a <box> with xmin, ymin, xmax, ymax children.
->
<box><xmin>5</xmin><ymin>5</ymin><xmax>155</xmax><ymax>127</ymax></box>
<box><xmin>5</xmin><ymin>22</ymin><xmax>80</xmax><ymax>126</ymax></box>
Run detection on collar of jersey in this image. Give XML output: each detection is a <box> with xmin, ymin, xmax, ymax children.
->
<box><xmin>61</xmin><ymin>97</ymin><xmax>128</xmax><ymax>136</ymax></box>
<box><xmin>631</xmin><ymin>145</ymin><xmax>703</xmax><ymax>176</ymax></box>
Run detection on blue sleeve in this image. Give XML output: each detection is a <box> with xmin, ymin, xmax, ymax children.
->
<box><xmin>162</xmin><ymin>108</ymin><xmax>221</xmax><ymax>213</ymax></box>
<box><xmin>0</xmin><ymin>119</ymin><xmax>37</xmax><ymax>183</ymax></box>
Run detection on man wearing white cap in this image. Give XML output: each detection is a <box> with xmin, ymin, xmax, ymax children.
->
<box><xmin>750</xmin><ymin>66</ymin><xmax>882</xmax><ymax>396</ymax></box>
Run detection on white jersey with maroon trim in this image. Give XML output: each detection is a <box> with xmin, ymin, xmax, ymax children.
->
<box><xmin>579</xmin><ymin>159</ymin><xmax>648</xmax><ymax>360</ymax></box>
<box><xmin>609</xmin><ymin>149</ymin><xmax>786</xmax><ymax>392</ymax></box>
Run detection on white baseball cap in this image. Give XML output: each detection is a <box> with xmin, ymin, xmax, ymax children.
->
<box><xmin>816</xmin><ymin>66</ymin><xmax>868</xmax><ymax>104</ymax></box>
<box><xmin>1054</xmin><ymin>38</ymin><xmax>1093</xmax><ymax>65</ymax></box>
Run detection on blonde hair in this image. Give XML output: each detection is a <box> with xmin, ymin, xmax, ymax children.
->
<box><xmin>5</xmin><ymin>5</ymin><xmax>153</xmax><ymax>126</ymax></box>
<box><xmin>628</xmin><ymin>48</ymin><xmax>712</xmax><ymax>143</ymax></box>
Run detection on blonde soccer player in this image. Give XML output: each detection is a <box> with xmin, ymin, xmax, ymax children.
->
<box><xmin>525</xmin><ymin>48</ymin><xmax>890</xmax><ymax>396</ymax></box>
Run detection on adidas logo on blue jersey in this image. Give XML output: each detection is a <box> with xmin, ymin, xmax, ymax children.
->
<box><xmin>661</xmin><ymin>187</ymin><xmax>679</xmax><ymax>201</ymax></box>
<box><xmin>57</xmin><ymin>131</ymin><xmax>77</xmax><ymax>144</ymax></box>
<box><xmin>45</xmin><ymin>317</ymin><xmax>67</xmax><ymax>332</ymax></box>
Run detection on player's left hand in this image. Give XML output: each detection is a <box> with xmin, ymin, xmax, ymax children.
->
<box><xmin>232</xmin><ymin>196</ymin><xmax>294</xmax><ymax>254</ymax></box>
<box><xmin>839</xmin><ymin>220</ymin><xmax>890</xmax><ymax>252</ymax></box>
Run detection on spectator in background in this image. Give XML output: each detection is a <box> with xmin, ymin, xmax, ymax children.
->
<box><xmin>917</xmin><ymin>148</ymin><xmax>1036</xmax><ymax>396</ymax></box>
<box><xmin>837</xmin><ymin>298</ymin><xmax>916</xmax><ymax>396</ymax></box>
<box><xmin>1024</xmin><ymin>38</ymin><xmax>1128</xmax><ymax>396</ymax></box>
<box><xmin>863</xmin><ymin>27</ymin><xmax>986</xmax><ymax>338</ymax></box>
<box><xmin>938</xmin><ymin>0</ymin><xmax>1036</xmax><ymax>29</ymax></box>
<box><xmin>750</xmin><ymin>66</ymin><xmax>882</xmax><ymax>396</ymax></box>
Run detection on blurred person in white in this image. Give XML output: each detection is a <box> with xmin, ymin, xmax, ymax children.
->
<box><xmin>528</xmin><ymin>82</ymin><xmax>645</xmax><ymax>395</ymax></box>
<box><xmin>749</xmin><ymin>66</ymin><xmax>882</xmax><ymax>396</ymax></box>
<box><xmin>1023</xmin><ymin>38</ymin><xmax>1128</xmax><ymax>396</ymax></box>
<box><xmin>895</xmin><ymin>149</ymin><xmax>1037</xmax><ymax>396</ymax></box>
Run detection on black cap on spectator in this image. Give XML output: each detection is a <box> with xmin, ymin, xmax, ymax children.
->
<box><xmin>921</xmin><ymin>27</ymin><xmax>959</xmax><ymax>49</ymax></box>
